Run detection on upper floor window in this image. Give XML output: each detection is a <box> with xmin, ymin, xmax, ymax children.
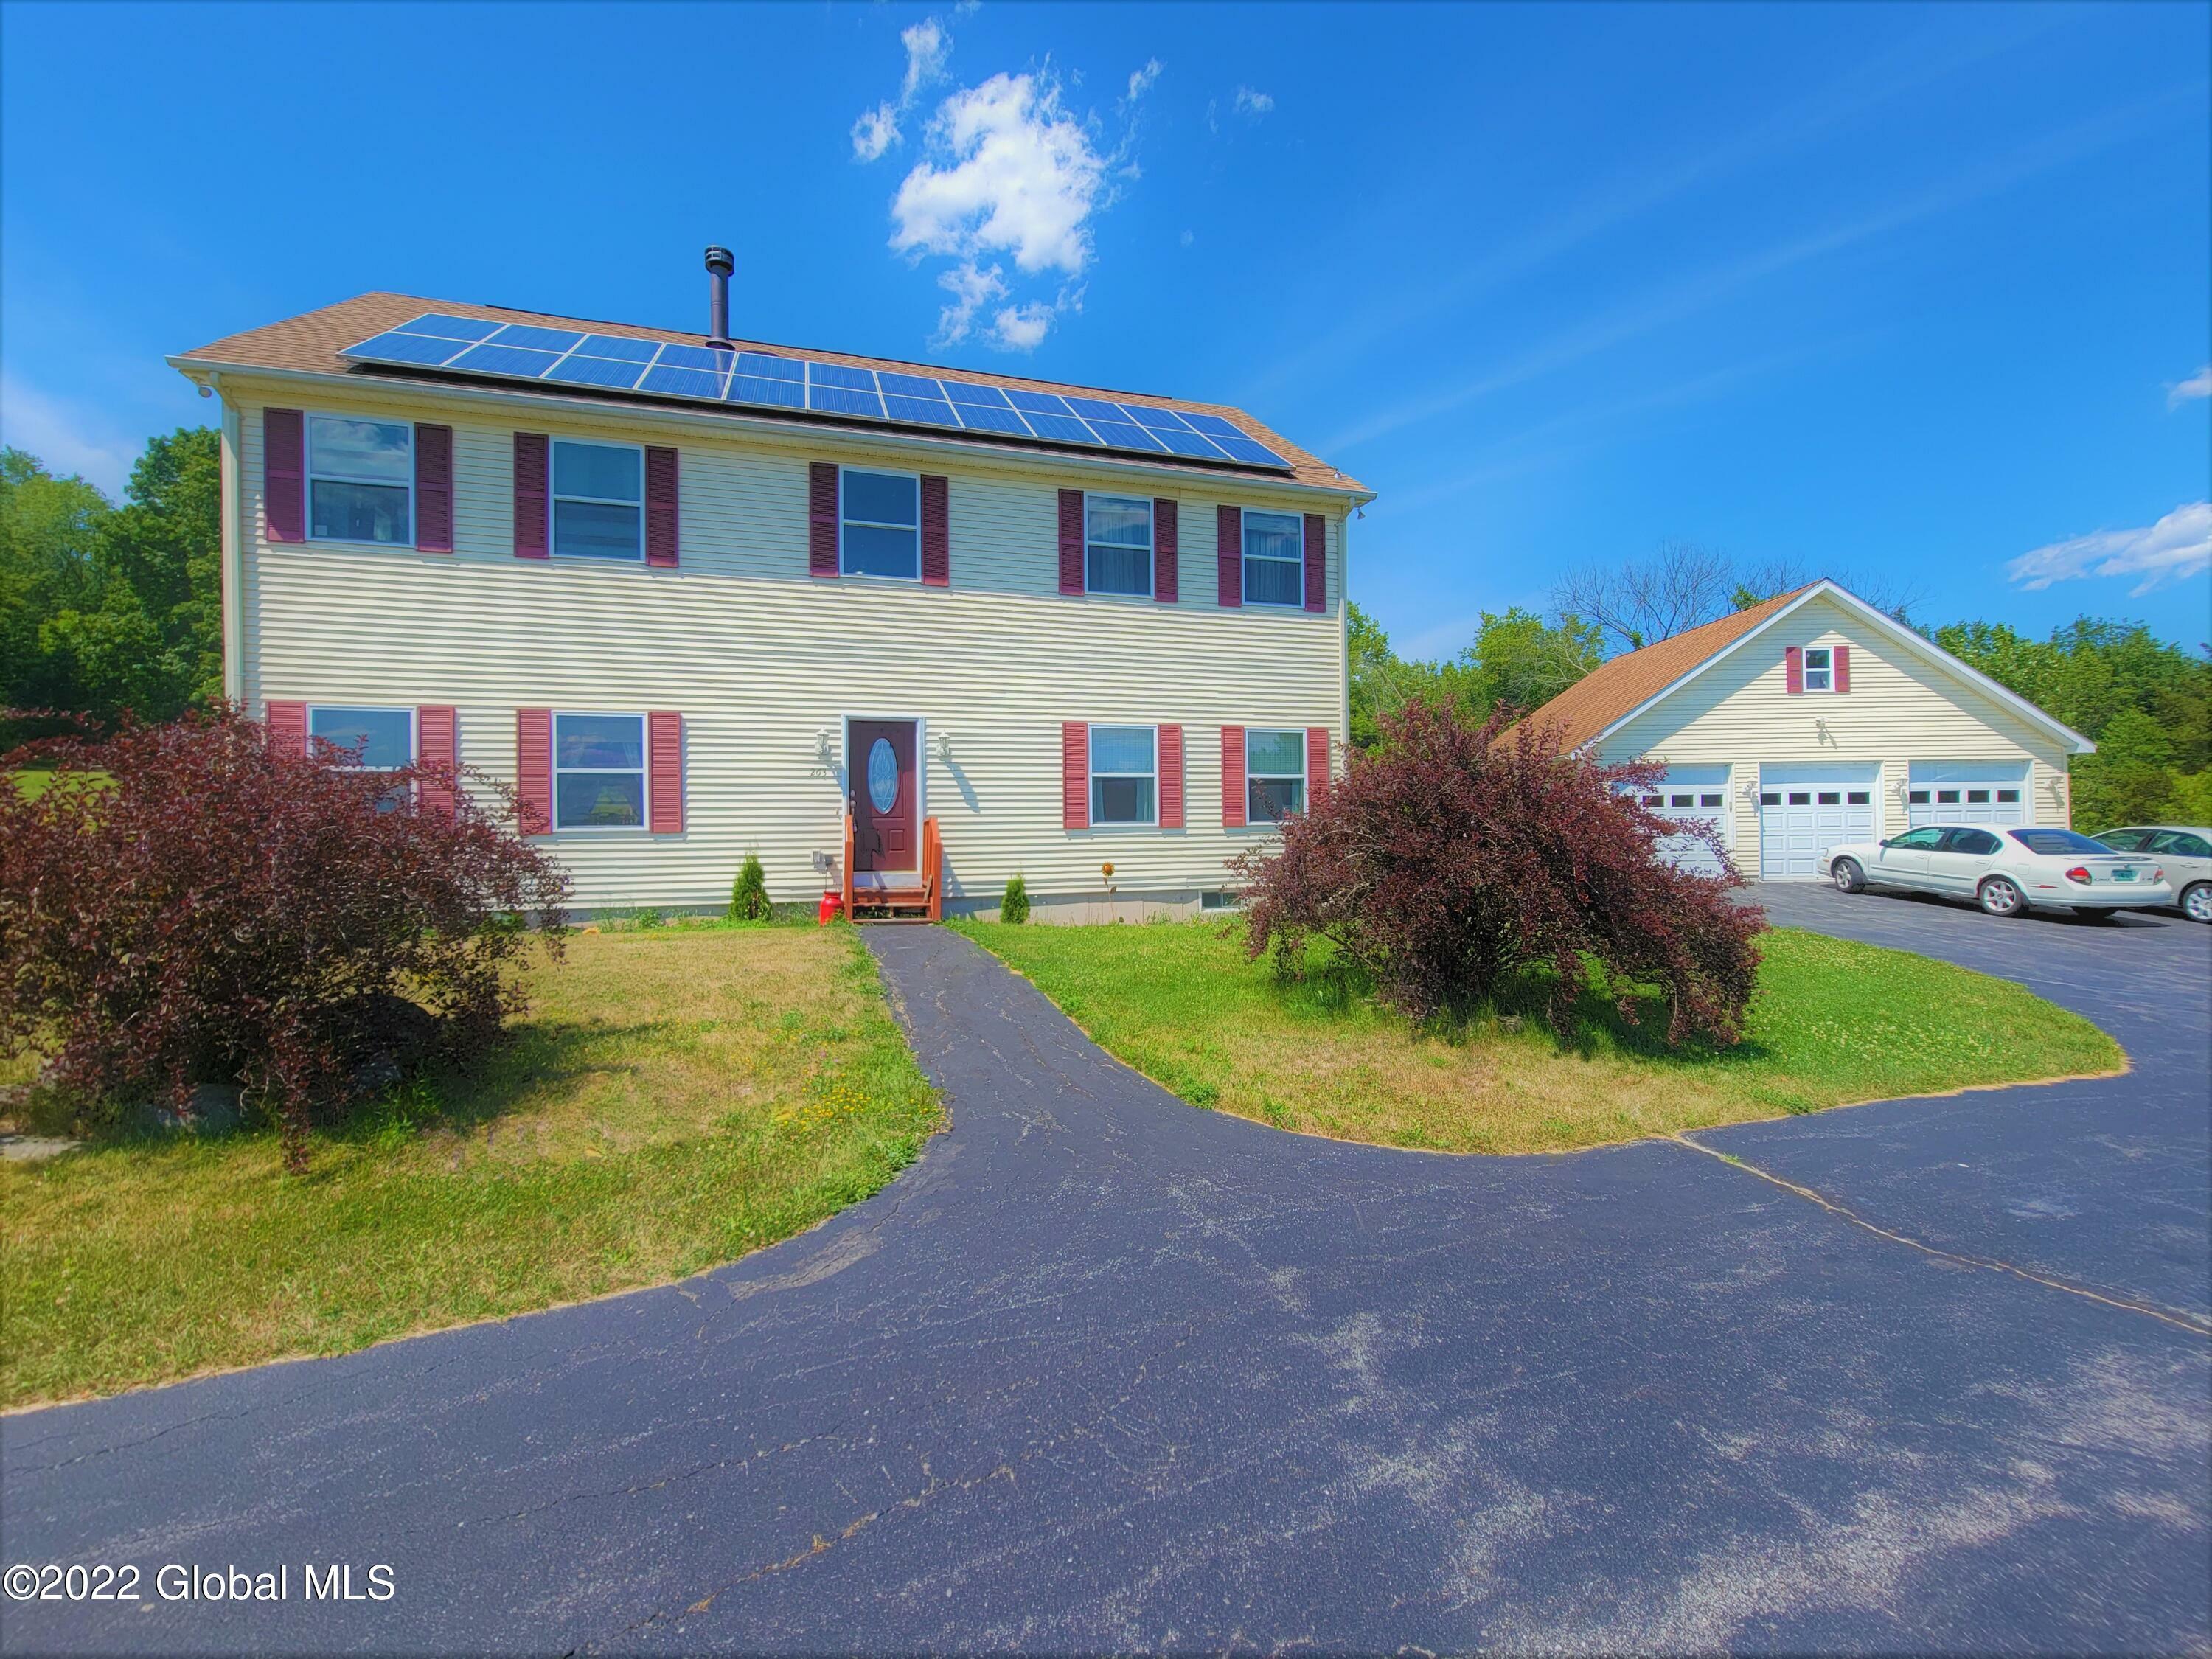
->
<box><xmin>1086</xmin><ymin>495</ymin><xmax>1152</xmax><ymax>597</ymax></box>
<box><xmin>1242</xmin><ymin>510</ymin><xmax>1304</xmax><ymax>608</ymax></box>
<box><xmin>309</xmin><ymin>706</ymin><xmax>412</xmax><ymax>810</ymax></box>
<box><xmin>309</xmin><ymin>417</ymin><xmax>411</xmax><ymax>544</ymax></box>
<box><xmin>1802</xmin><ymin>646</ymin><xmax>1835</xmax><ymax>692</ymax></box>
<box><xmin>1246</xmin><ymin>728</ymin><xmax>1307</xmax><ymax>822</ymax></box>
<box><xmin>1089</xmin><ymin>725</ymin><xmax>1158</xmax><ymax>825</ymax></box>
<box><xmin>842</xmin><ymin>469</ymin><xmax>919</xmax><ymax>580</ymax></box>
<box><xmin>554</xmin><ymin>712</ymin><xmax>645</xmax><ymax>830</ymax></box>
<box><xmin>552</xmin><ymin>440</ymin><xmax>644</xmax><ymax>560</ymax></box>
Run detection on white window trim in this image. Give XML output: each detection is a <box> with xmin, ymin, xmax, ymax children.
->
<box><xmin>1082</xmin><ymin>491</ymin><xmax>1155</xmax><ymax>599</ymax></box>
<box><xmin>551</xmin><ymin>709</ymin><xmax>650</xmax><ymax>834</ymax></box>
<box><xmin>1239</xmin><ymin>508</ymin><xmax>1305</xmax><ymax>609</ymax></box>
<box><xmin>549</xmin><ymin>437</ymin><xmax>647</xmax><ymax>563</ymax></box>
<box><xmin>1801</xmin><ymin>644</ymin><xmax>1836</xmax><ymax>694</ymax></box>
<box><xmin>839</xmin><ymin>466</ymin><xmax>922</xmax><ymax>582</ymax></box>
<box><xmin>1244</xmin><ymin>726</ymin><xmax>1307</xmax><ymax>824</ymax></box>
<box><xmin>305</xmin><ymin>413</ymin><xmax>414</xmax><ymax>549</ymax></box>
<box><xmin>307</xmin><ymin>704</ymin><xmax>416</xmax><ymax>770</ymax></box>
<box><xmin>1088</xmin><ymin>722</ymin><xmax>1161</xmax><ymax>828</ymax></box>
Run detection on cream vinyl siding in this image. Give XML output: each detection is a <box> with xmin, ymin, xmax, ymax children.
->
<box><xmin>1599</xmin><ymin>594</ymin><xmax>2071</xmax><ymax>879</ymax></box>
<box><xmin>228</xmin><ymin>378</ymin><xmax>1345</xmax><ymax>911</ymax></box>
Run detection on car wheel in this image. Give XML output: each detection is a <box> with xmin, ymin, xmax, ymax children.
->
<box><xmin>2184</xmin><ymin>883</ymin><xmax>2212</xmax><ymax>925</ymax></box>
<box><xmin>1831</xmin><ymin>858</ymin><xmax>1866</xmax><ymax>894</ymax></box>
<box><xmin>1978</xmin><ymin>876</ymin><xmax>2026</xmax><ymax>917</ymax></box>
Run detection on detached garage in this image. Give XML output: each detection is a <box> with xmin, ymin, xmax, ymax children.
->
<box><xmin>1520</xmin><ymin>580</ymin><xmax>2094</xmax><ymax>882</ymax></box>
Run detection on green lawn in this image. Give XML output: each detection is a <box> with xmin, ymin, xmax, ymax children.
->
<box><xmin>953</xmin><ymin>920</ymin><xmax>2122</xmax><ymax>1156</ymax></box>
<box><xmin>1</xmin><ymin>925</ymin><xmax>940</xmax><ymax>1410</ymax></box>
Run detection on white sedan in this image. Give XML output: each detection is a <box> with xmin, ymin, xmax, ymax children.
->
<box><xmin>1825</xmin><ymin>824</ymin><xmax>2173</xmax><ymax>918</ymax></box>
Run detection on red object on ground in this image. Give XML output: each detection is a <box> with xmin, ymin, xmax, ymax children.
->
<box><xmin>818</xmin><ymin>891</ymin><xmax>845</xmax><ymax>924</ymax></box>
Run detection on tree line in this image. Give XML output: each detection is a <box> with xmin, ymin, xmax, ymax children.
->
<box><xmin>4</xmin><ymin>433</ymin><xmax>2206</xmax><ymax>827</ymax></box>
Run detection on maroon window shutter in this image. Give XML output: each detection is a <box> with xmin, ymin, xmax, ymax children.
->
<box><xmin>514</xmin><ymin>434</ymin><xmax>549</xmax><ymax>559</ymax></box>
<box><xmin>414</xmin><ymin>424</ymin><xmax>453</xmax><ymax>553</ymax></box>
<box><xmin>921</xmin><ymin>474</ymin><xmax>950</xmax><ymax>586</ymax></box>
<box><xmin>1833</xmin><ymin>644</ymin><xmax>1851</xmax><ymax>693</ymax></box>
<box><xmin>1307</xmin><ymin>727</ymin><xmax>1331</xmax><ymax>807</ymax></box>
<box><xmin>1058</xmin><ymin>489</ymin><xmax>1085</xmax><ymax>595</ymax></box>
<box><xmin>416</xmin><ymin>705</ymin><xmax>457</xmax><ymax>816</ymax></box>
<box><xmin>644</xmin><ymin>446</ymin><xmax>679</xmax><ymax>568</ymax></box>
<box><xmin>1062</xmin><ymin>722</ymin><xmax>1090</xmax><ymax>830</ymax></box>
<box><xmin>649</xmin><ymin>711</ymin><xmax>684</xmax><ymax>832</ymax></box>
<box><xmin>1784</xmin><ymin>644</ymin><xmax>1804</xmax><ymax>695</ymax></box>
<box><xmin>809</xmin><ymin>462</ymin><xmax>840</xmax><ymax>577</ymax></box>
<box><xmin>1159</xmin><ymin>724</ymin><xmax>1184</xmax><ymax>829</ymax></box>
<box><xmin>265</xmin><ymin>410</ymin><xmax>305</xmax><ymax>543</ymax></box>
<box><xmin>1153</xmin><ymin>499</ymin><xmax>1178</xmax><ymax>603</ymax></box>
<box><xmin>265</xmin><ymin>700</ymin><xmax>307</xmax><ymax>756</ymax></box>
<box><xmin>1217</xmin><ymin>505</ymin><xmax>1242</xmax><ymax>607</ymax></box>
<box><xmin>1221</xmin><ymin>725</ymin><xmax>1246</xmax><ymax>827</ymax></box>
<box><xmin>1303</xmin><ymin>513</ymin><xmax>1326</xmax><ymax>613</ymax></box>
<box><xmin>516</xmin><ymin>709</ymin><xmax>553</xmax><ymax>835</ymax></box>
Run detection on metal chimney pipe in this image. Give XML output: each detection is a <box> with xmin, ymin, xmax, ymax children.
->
<box><xmin>704</xmin><ymin>246</ymin><xmax>734</xmax><ymax>349</ymax></box>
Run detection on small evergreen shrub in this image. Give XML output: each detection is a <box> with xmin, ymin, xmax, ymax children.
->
<box><xmin>0</xmin><ymin>705</ymin><xmax>569</xmax><ymax>1162</ymax></box>
<box><xmin>730</xmin><ymin>852</ymin><xmax>771</xmax><ymax>922</ymax></box>
<box><xmin>1001</xmin><ymin>874</ymin><xmax>1030</xmax><ymax>924</ymax></box>
<box><xmin>1236</xmin><ymin>698</ymin><xmax>1764</xmax><ymax>1047</ymax></box>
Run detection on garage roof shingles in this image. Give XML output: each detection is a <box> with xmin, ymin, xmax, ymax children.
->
<box><xmin>177</xmin><ymin>291</ymin><xmax>1365</xmax><ymax>494</ymax></box>
<box><xmin>1521</xmin><ymin>585</ymin><xmax>1815</xmax><ymax>751</ymax></box>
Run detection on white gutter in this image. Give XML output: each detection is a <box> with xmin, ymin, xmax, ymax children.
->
<box><xmin>168</xmin><ymin>357</ymin><xmax>1378</xmax><ymax>510</ymax></box>
<box><xmin>204</xmin><ymin>372</ymin><xmax>246</xmax><ymax>703</ymax></box>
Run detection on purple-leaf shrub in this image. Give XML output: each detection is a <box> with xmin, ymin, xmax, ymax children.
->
<box><xmin>1</xmin><ymin>704</ymin><xmax>569</xmax><ymax>1160</ymax></box>
<box><xmin>1234</xmin><ymin>698</ymin><xmax>1765</xmax><ymax>1046</ymax></box>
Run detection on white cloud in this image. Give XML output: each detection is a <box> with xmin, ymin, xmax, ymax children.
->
<box><xmin>1233</xmin><ymin>86</ymin><xmax>1274</xmax><ymax>117</ymax></box>
<box><xmin>2168</xmin><ymin>364</ymin><xmax>2212</xmax><ymax>408</ymax></box>
<box><xmin>0</xmin><ymin>372</ymin><xmax>137</xmax><ymax>496</ymax></box>
<box><xmin>891</xmin><ymin>71</ymin><xmax>1106</xmax><ymax>277</ymax></box>
<box><xmin>852</xmin><ymin>102</ymin><xmax>900</xmax><ymax>162</ymax></box>
<box><xmin>2007</xmin><ymin>501</ymin><xmax>2211</xmax><ymax>597</ymax></box>
<box><xmin>900</xmin><ymin>18</ymin><xmax>950</xmax><ymax>103</ymax></box>
<box><xmin>990</xmin><ymin>302</ymin><xmax>1056</xmax><ymax>351</ymax></box>
<box><xmin>1125</xmin><ymin>58</ymin><xmax>1161</xmax><ymax>102</ymax></box>
<box><xmin>1180</xmin><ymin>229</ymin><xmax>1194</xmax><ymax>247</ymax></box>
<box><xmin>933</xmin><ymin>260</ymin><xmax>1009</xmax><ymax>345</ymax></box>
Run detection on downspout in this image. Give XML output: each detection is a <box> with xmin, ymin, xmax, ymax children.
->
<box><xmin>1338</xmin><ymin>507</ymin><xmax>1352</xmax><ymax>772</ymax></box>
<box><xmin>212</xmin><ymin>375</ymin><xmax>246</xmax><ymax>703</ymax></box>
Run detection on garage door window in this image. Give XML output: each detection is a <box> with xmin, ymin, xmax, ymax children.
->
<box><xmin>1937</xmin><ymin>789</ymin><xmax>1961</xmax><ymax>805</ymax></box>
<box><xmin>1997</xmin><ymin>788</ymin><xmax>2019</xmax><ymax>805</ymax></box>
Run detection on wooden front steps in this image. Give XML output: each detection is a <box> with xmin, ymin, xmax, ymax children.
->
<box><xmin>843</xmin><ymin>813</ymin><xmax>942</xmax><ymax>924</ymax></box>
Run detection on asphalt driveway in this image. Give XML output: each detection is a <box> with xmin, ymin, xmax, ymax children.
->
<box><xmin>2</xmin><ymin>891</ymin><xmax>2205</xmax><ymax>1654</ymax></box>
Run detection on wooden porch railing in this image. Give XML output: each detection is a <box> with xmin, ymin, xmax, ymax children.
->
<box><xmin>839</xmin><ymin>813</ymin><xmax>941</xmax><ymax>922</ymax></box>
<box><xmin>841</xmin><ymin>811</ymin><xmax>855</xmax><ymax>919</ymax></box>
<box><xmin>920</xmin><ymin>815</ymin><xmax>942</xmax><ymax>922</ymax></box>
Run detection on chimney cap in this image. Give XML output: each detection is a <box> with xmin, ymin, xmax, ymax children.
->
<box><xmin>704</xmin><ymin>245</ymin><xmax>735</xmax><ymax>275</ymax></box>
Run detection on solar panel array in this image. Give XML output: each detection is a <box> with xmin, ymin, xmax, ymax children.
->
<box><xmin>339</xmin><ymin>313</ymin><xmax>1295</xmax><ymax>470</ymax></box>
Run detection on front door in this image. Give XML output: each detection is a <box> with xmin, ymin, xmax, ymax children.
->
<box><xmin>849</xmin><ymin>719</ymin><xmax>919</xmax><ymax>876</ymax></box>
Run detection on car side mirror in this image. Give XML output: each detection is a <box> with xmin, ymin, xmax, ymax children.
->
<box><xmin>1878</xmin><ymin>838</ymin><xmax>1893</xmax><ymax>849</ymax></box>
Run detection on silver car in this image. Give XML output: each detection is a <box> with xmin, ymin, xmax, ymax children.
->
<box><xmin>2090</xmin><ymin>824</ymin><xmax>2212</xmax><ymax>922</ymax></box>
<box><xmin>1825</xmin><ymin>824</ymin><xmax>2171</xmax><ymax>918</ymax></box>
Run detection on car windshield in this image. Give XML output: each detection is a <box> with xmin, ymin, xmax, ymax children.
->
<box><xmin>2009</xmin><ymin>829</ymin><xmax>2120</xmax><ymax>856</ymax></box>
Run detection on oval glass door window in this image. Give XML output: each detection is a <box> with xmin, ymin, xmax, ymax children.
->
<box><xmin>866</xmin><ymin>738</ymin><xmax>900</xmax><ymax>813</ymax></box>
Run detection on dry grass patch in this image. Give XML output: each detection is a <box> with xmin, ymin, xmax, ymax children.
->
<box><xmin>1</xmin><ymin>924</ymin><xmax>939</xmax><ymax>1410</ymax></box>
<box><xmin>954</xmin><ymin>920</ymin><xmax>2121</xmax><ymax>1155</ymax></box>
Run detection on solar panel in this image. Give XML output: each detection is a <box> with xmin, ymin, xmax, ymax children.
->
<box><xmin>337</xmin><ymin>313</ymin><xmax>1295</xmax><ymax>470</ymax></box>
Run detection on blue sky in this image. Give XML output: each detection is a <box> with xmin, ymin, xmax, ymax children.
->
<box><xmin>4</xmin><ymin>1</ymin><xmax>2206</xmax><ymax>652</ymax></box>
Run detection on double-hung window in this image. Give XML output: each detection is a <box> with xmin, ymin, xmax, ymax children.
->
<box><xmin>841</xmin><ymin>470</ymin><xmax>919</xmax><ymax>579</ymax></box>
<box><xmin>1802</xmin><ymin>647</ymin><xmax>1835</xmax><ymax>692</ymax></box>
<box><xmin>1246</xmin><ymin>728</ymin><xmax>1307</xmax><ymax>822</ymax></box>
<box><xmin>1086</xmin><ymin>495</ymin><xmax>1152</xmax><ymax>596</ymax></box>
<box><xmin>554</xmin><ymin>713</ymin><xmax>647</xmax><ymax>829</ymax></box>
<box><xmin>308</xmin><ymin>417</ymin><xmax>412</xmax><ymax>544</ymax></box>
<box><xmin>1242</xmin><ymin>510</ymin><xmax>1304</xmax><ymax>608</ymax></box>
<box><xmin>309</xmin><ymin>706</ymin><xmax>413</xmax><ymax>810</ymax></box>
<box><xmin>1089</xmin><ymin>726</ymin><xmax>1158</xmax><ymax>826</ymax></box>
<box><xmin>552</xmin><ymin>440</ymin><xmax>644</xmax><ymax>560</ymax></box>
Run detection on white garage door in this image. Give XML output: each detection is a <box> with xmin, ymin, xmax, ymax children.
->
<box><xmin>1630</xmin><ymin>766</ymin><xmax>1733</xmax><ymax>876</ymax></box>
<box><xmin>1907</xmin><ymin>761</ymin><xmax>2028</xmax><ymax>829</ymax></box>
<box><xmin>1758</xmin><ymin>764</ymin><xmax>1878</xmax><ymax>880</ymax></box>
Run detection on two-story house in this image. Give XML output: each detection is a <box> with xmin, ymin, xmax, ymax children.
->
<box><xmin>172</xmin><ymin>253</ymin><xmax>1372</xmax><ymax>920</ymax></box>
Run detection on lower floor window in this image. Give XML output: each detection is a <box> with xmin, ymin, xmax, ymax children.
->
<box><xmin>1089</xmin><ymin>725</ymin><xmax>1158</xmax><ymax>825</ymax></box>
<box><xmin>1246</xmin><ymin>728</ymin><xmax>1306</xmax><ymax>822</ymax></box>
<box><xmin>310</xmin><ymin>706</ymin><xmax>412</xmax><ymax>809</ymax></box>
<box><xmin>554</xmin><ymin>712</ymin><xmax>646</xmax><ymax>828</ymax></box>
